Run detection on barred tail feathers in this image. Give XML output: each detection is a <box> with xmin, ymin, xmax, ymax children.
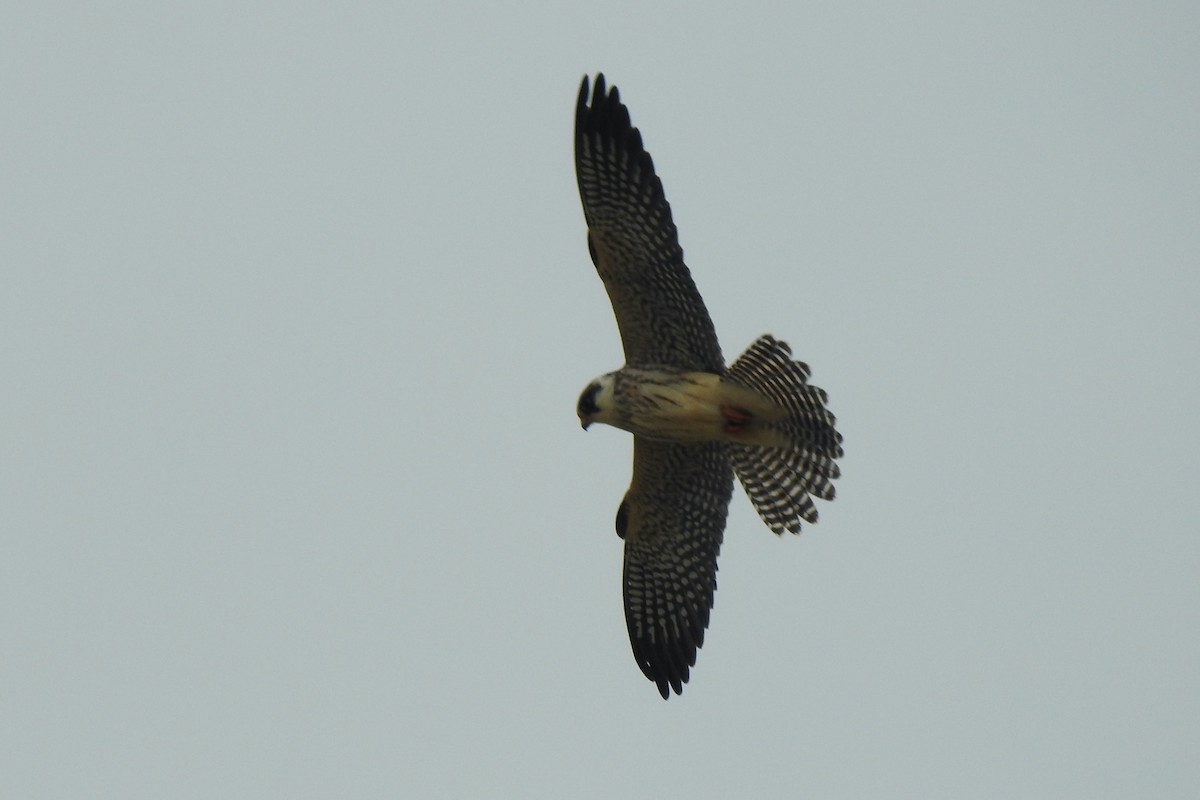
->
<box><xmin>724</xmin><ymin>335</ymin><xmax>843</xmax><ymax>535</ymax></box>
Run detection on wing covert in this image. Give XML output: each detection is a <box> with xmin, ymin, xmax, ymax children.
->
<box><xmin>574</xmin><ymin>73</ymin><xmax>724</xmax><ymax>372</ymax></box>
<box><xmin>619</xmin><ymin>438</ymin><xmax>733</xmax><ymax>698</ymax></box>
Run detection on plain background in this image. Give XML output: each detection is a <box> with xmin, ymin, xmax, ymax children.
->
<box><xmin>3</xmin><ymin>2</ymin><xmax>1197</xmax><ymax>797</ymax></box>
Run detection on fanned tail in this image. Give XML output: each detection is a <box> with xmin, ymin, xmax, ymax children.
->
<box><xmin>725</xmin><ymin>335</ymin><xmax>843</xmax><ymax>535</ymax></box>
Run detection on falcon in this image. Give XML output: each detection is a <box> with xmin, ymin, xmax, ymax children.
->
<box><xmin>574</xmin><ymin>73</ymin><xmax>844</xmax><ymax>699</ymax></box>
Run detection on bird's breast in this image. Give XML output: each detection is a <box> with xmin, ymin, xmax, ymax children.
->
<box><xmin>615</xmin><ymin>369</ymin><xmax>785</xmax><ymax>446</ymax></box>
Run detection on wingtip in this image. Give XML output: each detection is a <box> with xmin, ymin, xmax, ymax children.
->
<box><xmin>578</xmin><ymin>72</ymin><xmax>617</xmax><ymax>112</ymax></box>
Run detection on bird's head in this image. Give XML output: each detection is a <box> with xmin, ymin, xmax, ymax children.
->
<box><xmin>577</xmin><ymin>373</ymin><xmax>617</xmax><ymax>430</ymax></box>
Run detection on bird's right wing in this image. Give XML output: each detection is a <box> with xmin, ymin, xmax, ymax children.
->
<box><xmin>618</xmin><ymin>438</ymin><xmax>733</xmax><ymax>698</ymax></box>
<box><xmin>574</xmin><ymin>73</ymin><xmax>724</xmax><ymax>372</ymax></box>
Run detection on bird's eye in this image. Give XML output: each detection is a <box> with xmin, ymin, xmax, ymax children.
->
<box><xmin>577</xmin><ymin>382</ymin><xmax>601</xmax><ymax>417</ymax></box>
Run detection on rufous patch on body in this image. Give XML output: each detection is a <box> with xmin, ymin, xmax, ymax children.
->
<box><xmin>720</xmin><ymin>405</ymin><xmax>752</xmax><ymax>434</ymax></box>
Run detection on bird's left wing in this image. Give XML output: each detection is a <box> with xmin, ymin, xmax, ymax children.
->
<box><xmin>618</xmin><ymin>438</ymin><xmax>733</xmax><ymax>698</ymax></box>
<box><xmin>574</xmin><ymin>74</ymin><xmax>724</xmax><ymax>372</ymax></box>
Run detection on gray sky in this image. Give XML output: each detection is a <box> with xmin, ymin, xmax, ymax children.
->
<box><xmin>3</xmin><ymin>2</ymin><xmax>1198</xmax><ymax>797</ymax></box>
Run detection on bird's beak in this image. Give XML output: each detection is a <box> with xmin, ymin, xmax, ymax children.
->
<box><xmin>580</xmin><ymin>417</ymin><xmax>593</xmax><ymax>431</ymax></box>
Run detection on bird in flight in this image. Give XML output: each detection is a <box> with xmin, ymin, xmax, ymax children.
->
<box><xmin>574</xmin><ymin>73</ymin><xmax>844</xmax><ymax>699</ymax></box>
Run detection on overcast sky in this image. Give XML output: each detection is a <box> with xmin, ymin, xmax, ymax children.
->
<box><xmin>3</xmin><ymin>2</ymin><xmax>1198</xmax><ymax>798</ymax></box>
